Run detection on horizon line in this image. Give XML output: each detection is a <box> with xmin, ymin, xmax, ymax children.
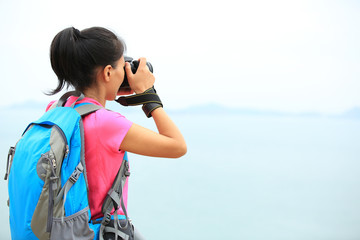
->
<box><xmin>1</xmin><ymin>100</ymin><xmax>359</xmax><ymax>119</ymax></box>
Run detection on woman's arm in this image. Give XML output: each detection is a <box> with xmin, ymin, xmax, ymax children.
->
<box><xmin>119</xmin><ymin>58</ymin><xmax>187</xmax><ymax>158</ymax></box>
<box><xmin>120</xmin><ymin>107</ymin><xmax>187</xmax><ymax>158</ymax></box>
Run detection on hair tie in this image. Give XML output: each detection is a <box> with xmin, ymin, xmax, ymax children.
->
<box><xmin>72</xmin><ymin>27</ymin><xmax>82</xmax><ymax>40</ymax></box>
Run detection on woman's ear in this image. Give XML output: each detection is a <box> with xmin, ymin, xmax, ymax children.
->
<box><xmin>102</xmin><ymin>65</ymin><xmax>112</xmax><ymax>83</ymax></box>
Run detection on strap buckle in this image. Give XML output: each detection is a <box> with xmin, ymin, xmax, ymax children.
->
<box><xmin>69</xmin><ymin>164</ymin><xmax>84</xmax><ymax>183</ymax></box>
<box><xmin>103</xmin><ymin>213</ymin><xmax>112</xmax><ymax>225</ymax></box>
<box><xmin>124</xmin><ymin>161</ymin><xmax>130</xmax><ymax>177</ymax></box>
<box><xmin>107</xmin><ymin>188</ymin><xmax>121</xmax><ymax>210</ymax></box>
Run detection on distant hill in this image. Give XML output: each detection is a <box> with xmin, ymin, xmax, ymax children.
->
<box><xmin>340</xmin><ymin>107</ymin><xmax>360</xmax><ymax>119</ymax></box>
<box><xmin>169</xmin><ymin>103</ymin><xmax>288</xmax><ymax>116</ymax></box>
<box><xmin>1</xmin><ymin>101</ymin><xmax>360</xmax><ymax>119</ymax></box>
<box><xmin>167</xmin><ymin>103</ymin><xmax>360</xmax><ymax>119</ymax></box>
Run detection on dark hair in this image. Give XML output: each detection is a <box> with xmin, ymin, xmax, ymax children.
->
<box><xmin>49</xmin><ymin>26</ymin><xmax>126</xmax><ymax>95</ymax></box>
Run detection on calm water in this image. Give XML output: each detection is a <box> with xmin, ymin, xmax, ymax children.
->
<box><xmin>0</xmin><ymin>107</ymin><xmax>359</xmax><ymax>240</ymax></box>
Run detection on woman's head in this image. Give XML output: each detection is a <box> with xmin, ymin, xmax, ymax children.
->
<box><xmin>49</xmin><ymin>27</ymin><xmax>126</xmax><ymax>95</ymax></box>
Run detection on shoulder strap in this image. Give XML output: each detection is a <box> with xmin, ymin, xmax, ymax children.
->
<box><xmin>75</xmin><ymin>104</ymin><xmax>103</xmax><ymax>116</ymax></box>
<box><xmin>52</xmin><ymin>94</ymin><xmax>103</xmax><ymax>220</ymax></box>
<box><xmin>99</xmin><ymin>152</ymin><xmax>132</xmax><ymax>240</ymax></box>
<box><xmin>57</xmin><ymin>91</ymin><xmax>84</xmax><ymax>107</ymax></box>
<box><xmin>56</xmin><ymin>91</ymin><xmax>103</xmax><ymax>115</ymax></box>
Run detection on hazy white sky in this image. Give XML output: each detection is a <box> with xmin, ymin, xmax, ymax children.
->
<box><xmin>0</xmin><ymin>0</ymin><xmax>359</xmax><ymax>114</ymax></box>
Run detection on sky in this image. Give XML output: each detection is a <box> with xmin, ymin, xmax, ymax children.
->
<box><xmin>0</xmin><ymin>0</ymin><xmax>359</xmax><ymax>114</ymax></box>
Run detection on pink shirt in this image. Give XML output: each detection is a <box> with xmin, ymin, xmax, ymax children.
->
<box><xmin>47</xmin><ymin>96</ymin><xmax>133</xmax><ymax>220</ymax></box>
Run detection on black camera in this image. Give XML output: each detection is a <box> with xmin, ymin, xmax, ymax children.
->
<box><xmin>120</xmin><ymin>56</ymin><xmax>153</xmax><ymax>91</ymax></box>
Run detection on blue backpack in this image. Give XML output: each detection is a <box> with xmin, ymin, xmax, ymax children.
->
<box><xmin>4</xmin><ymin>92</ymin><xmax>133</xmax><ymax>240</ymax></box>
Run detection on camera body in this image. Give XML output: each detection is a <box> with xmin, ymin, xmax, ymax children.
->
<box><xmin>120</xmin><ymin>56</ymin><xmax>153</xmax><ymax>91</ymax></box>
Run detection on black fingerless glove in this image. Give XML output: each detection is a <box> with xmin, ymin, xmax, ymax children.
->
<box><xmin>116</xmin><ymin>87</ymin><xmax>163</xmax><ymax>118</ymax></box>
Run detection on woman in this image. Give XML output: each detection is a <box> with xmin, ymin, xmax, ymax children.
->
<box><xmin>48</xmin><ymin>26</ymin><xmax>187</xmax><ymax>239</ymax></box>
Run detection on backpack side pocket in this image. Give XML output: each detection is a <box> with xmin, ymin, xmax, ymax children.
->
<box><xmin>50</xmin><ymin>207</ymin><xmax>94</xmax><ymax>240</ymax></box>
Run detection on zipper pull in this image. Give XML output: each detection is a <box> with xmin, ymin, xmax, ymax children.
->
<box><xmin>47</xmin><ymin>153</ymin><xmax>58</xmax><ymax>190</ymax></box>
<box><xmin>4</xmin><ymin>146</ymin><xmax>15</xmax><ymax>180</ymax></box>
<box><xmin>52</xmin><ymin>159</ymin><xmax>56</xmax><ymax>170</ymax></box>
<box><xmin>64</xmin><ymin>145</ymin><xmax>69</xmax><ymax>159</ymax></box>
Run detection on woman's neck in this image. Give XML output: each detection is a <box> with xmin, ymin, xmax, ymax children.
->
<box><xmin>83</xmin><ymin>88</ymin><xmax>106</xmax><ymax>107</ymax></box>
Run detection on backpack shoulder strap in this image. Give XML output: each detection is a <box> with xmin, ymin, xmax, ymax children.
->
<box><xmin>57</xmin><ymin>91</ymin><xmax>84</xmax><ymax>107</ymax></box>
<box><xmin>56</xmin><ymin>91</ymin><xmax>103</xmax><ymax>116</ymax></box>
<box><xmin>99</xmin><ymin>152</ymin><xmax>132</xmax><ymax>240</ymax></box>
<box><xmin>75</xmin><ymin>104</ymin><xmax>103</xmax><ymax>116</ymax></box>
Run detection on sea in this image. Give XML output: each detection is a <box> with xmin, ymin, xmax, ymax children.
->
<box><xmin>0</xmin><ymin>103</ymin><xmax>359</xmax><ymax>240</ymax></box>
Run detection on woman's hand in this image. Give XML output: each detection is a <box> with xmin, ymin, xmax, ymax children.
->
<box><xmin>120</xmin><ymin>57</ymin><xmax>186</xmax><ymax>158</ymax></box>
<box><xmin>124</xmin><ymin>57</ymin><xmax>155</xmax><ymax>94</ymax></box>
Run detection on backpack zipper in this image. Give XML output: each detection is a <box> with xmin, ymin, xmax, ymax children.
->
<box><xmin>46</xmin><ymin>124</ymin><xmax>67</xmax><ymax>233</ymax></box>
<box><xmin>53</xmin><ymin>124</ymin><xmax>69</xmax><ymax>159</ymax></box>
<box><xmin>46</xmin><ymin>152</ymin><xmax>58</xmax><ymax>233</ymax></box>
